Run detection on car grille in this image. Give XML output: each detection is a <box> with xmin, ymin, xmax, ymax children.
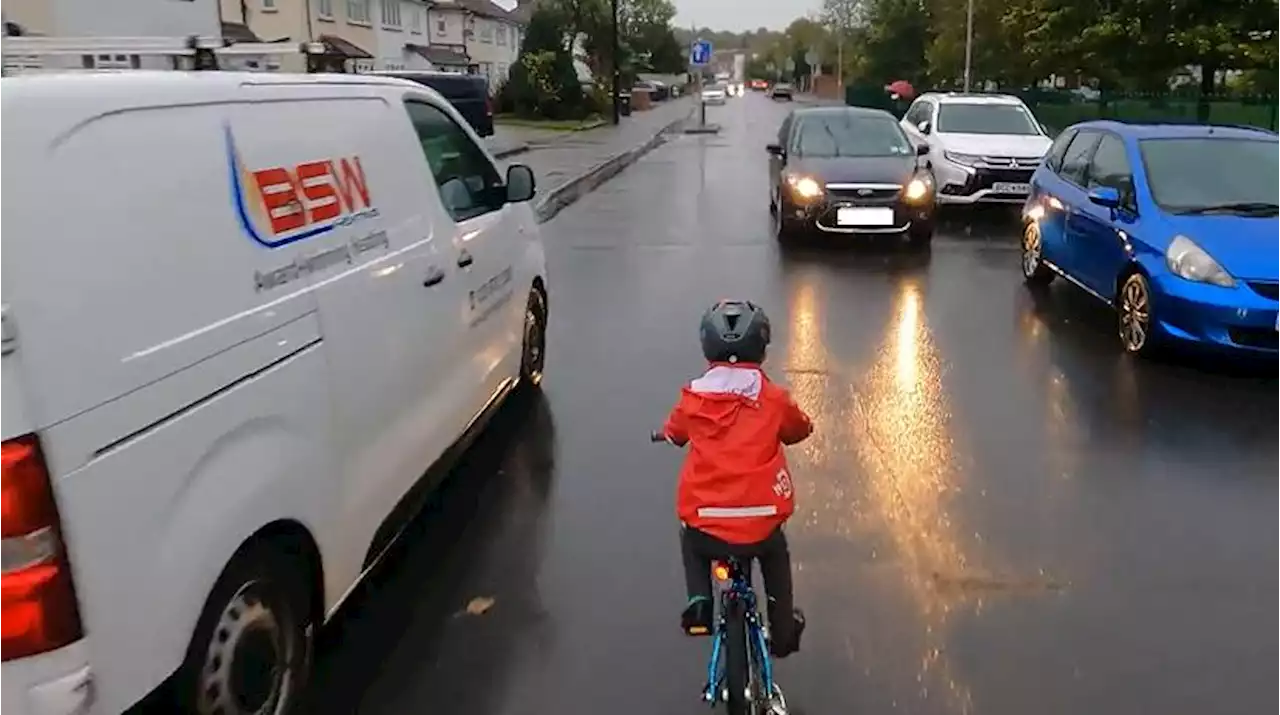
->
<box><xmin>826</xmin><ymin>186</ymin><xmax>901</xmax><ymax>206</ymax></box>
<box><xmin>971</xmin><ymin>167</ymin><xmax>1035</xmax><ymax>191</ymax></box>
<box><xmin>1247</xmin><ymin>281</ymin><xmax>1279</xmax><ymax>301</ymax></box>
<box><xmin>1228</xmin><ymin>327</ymin><xmax>1279</xmax><ymax>350</ymax></box>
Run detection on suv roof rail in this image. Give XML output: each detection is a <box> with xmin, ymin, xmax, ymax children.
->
<box><xmin>2</xmin><ymin>36</ymin><xmax>324</xmax><ymax>75</ymax></box>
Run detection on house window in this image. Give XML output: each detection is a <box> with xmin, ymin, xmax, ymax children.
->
<box><xmin>82</xmin><ymin>53</ymin><xmax>141</xmax><ymax>69</ymax></box>
<box><xmin>316</xmin><ymin>0</ymin><xmax>334</xmax><ymax>18</ymax></box>
<box><xmin>496</xmin><ymin>23</ymin><xmax>506</xmax><ymax>45</ymax></box>
<box><xmin>437</xmin><ymin>17</ymin><xmax>446</xmax><ymax>33</ymax></box>
<box><xmin>263</xmin><ymin>0</ymin><xmax>276</xmax><ymax>9</ymax></box>
<box><xmin>347</xmin><ymin>0</ymin><xmax>370</xmax><ymax>23</ymax></box>
<box><xmin>497</xmin><ymin>62</ymin><xmax>507</xmax><ymax>79</ymax></box>
<box><xmin>410</xmin><ymin>5</ymin><xmax>423</xmax><ymax>33</ymax></box>
<box><xmin>381</xmin><ymin>0</ymin><xmax>401</xmax><ymax>27</ymax></box>
<box><xmin>479</xmin><ymin>22</ymin><xmax>493</xmax><ymax>43</ymax></box>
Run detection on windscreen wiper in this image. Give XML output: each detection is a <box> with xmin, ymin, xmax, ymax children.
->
<box><xmin>822</xmin><ymin>124</ymin><xmax>842</xmax><ymax>157</ymax></box>
<box><xmin>1178</xmin><ymin>201</ymin><xmax>1280</xmax><ymax>215</ymax></box>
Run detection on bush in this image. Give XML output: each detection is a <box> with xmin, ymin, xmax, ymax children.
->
<box><xmin>496</xmin><ymin>3</ymin><xmax>592</xmax><ymax>120</ymax></box>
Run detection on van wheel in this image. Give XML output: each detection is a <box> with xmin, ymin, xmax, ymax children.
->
<box><xmin>521</xmin><ymin>287</ymin><xmax>548</xmax><ymax>387</ymax></box>
<box><xmin>180</xmin><ymin>543</ymin><xmax>314</xmax><ymax>715</ymax></box>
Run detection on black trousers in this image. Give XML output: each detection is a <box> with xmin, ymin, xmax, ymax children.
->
<box><xmin>680</xmin><ymin>524</ymin><xmax>795</xmax><ymax>629</ymax></box>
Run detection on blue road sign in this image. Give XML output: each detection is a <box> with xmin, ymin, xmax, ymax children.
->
<box><xmin>690</xmin><ymin>39</ymin><xmax>712</xmax><ymax>66</ymax></box>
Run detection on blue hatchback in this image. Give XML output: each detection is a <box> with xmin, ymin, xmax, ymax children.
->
<box><xmin>1019</xmin><ymin>121</ymin><xmax>1278</xmax><ymax>355</ymax></box>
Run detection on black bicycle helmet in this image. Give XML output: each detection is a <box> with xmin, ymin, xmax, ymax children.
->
<box><xmin>700</xmin><ymin>300</ymin><xmax>771</xmax><ymax>364</ymax></box>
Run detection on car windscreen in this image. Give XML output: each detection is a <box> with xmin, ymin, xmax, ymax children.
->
<box><xmin>793</xmin><ymin>115</ymin><xmax>914</xmax><ymax>158</ymax></box>
<box><xmin>1139</xmin><ymin>137</ymin><xmax>1280</xmax><ymax>214</ymax></box>
<box><xmin>936</xmin><ymin>103</ymin><xmax>1041</xmax><ymax>135</ymax></box>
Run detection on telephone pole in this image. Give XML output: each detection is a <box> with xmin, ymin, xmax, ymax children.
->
<box><xmin>963</xmin><ymin>0</ymin><xmax>974</xmax><ymax>91</ymax></box>
<box><xmin>611</xmin><ymin>0</ymin><xmax>621</xmax><ymax>124</ymax></box>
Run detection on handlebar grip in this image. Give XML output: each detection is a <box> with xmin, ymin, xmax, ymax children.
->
<box><xmin>650</xmin><ymin>430</ymin><xmax>668</xmax><ymax>443</ymax></box>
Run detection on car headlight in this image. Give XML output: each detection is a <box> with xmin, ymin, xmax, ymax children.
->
<box><xmin>903</xmin><ymin>176</ymin><xmax>932</xmax><ymax>203</ymax></box>
<box><xmin>943</xmin><ymin>151</ymin><xmax>982</xmax><ymax>167</ymax></box>
<box><xmin>1166</xmin><ymin>235</ymin><xmax>1235</xmax><ymax>287</ymax></box>
<box><xmin>785</xmin><ymin>174</ymin><xmax>824</xmax><ymax>200</ymax></box>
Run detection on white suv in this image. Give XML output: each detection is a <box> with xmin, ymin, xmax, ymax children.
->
<box><xmin>901</xmin><ymin>93</ymin><xmax>1052</xmax><ymax>205</ymax></box>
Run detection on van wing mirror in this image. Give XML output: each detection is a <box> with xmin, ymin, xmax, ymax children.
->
<box><xmin>506</xmin><ymin>164</ymin><xmax>536</xmax><ymax>203</ymax></box>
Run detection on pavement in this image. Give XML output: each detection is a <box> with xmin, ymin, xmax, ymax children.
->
<box><xmin>304</xmin><ymin>94</ymin><xmax>1277</xmax><ymax>715</ymax></box>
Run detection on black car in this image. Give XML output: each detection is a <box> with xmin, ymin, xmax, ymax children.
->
<box><xmin>767</xmin><ymin>106</ymin><xmax>935</xmax><ymax>246</ymax></box>
<box><xmin>377</xmin><ymin>71</ymin><xmax>494</xmax><ymax>137</ymax></box>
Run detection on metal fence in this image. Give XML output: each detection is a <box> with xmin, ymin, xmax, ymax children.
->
<box><xmin>843</xmin><ymin>84</ymin><xmax>1279</xmax><ymax>134</ymax></box>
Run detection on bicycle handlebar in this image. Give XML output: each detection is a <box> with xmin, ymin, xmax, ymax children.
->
<box><xmin>650</xmin><ymin>430</ymin><xmax>669</xmax><ymax>443</ymax></box>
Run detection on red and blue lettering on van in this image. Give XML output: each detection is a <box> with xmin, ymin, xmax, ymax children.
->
<box><xmin>225</xmin><ymin>125</ymin><xmax>380</xmax><ymax>248</ymax></box>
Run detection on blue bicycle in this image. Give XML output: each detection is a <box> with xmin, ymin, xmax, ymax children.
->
<box><xmin>651</xmin><ymin>431</ymin><xmax>788</xmax><ymax>715</ymax></box>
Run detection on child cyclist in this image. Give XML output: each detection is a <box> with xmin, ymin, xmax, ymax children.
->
<box><xmin>658</xmin><ymin>299</ymin><xmax>813</xmax><ymax>658</ymax></box>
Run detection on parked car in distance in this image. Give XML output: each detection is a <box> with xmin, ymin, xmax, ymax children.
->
<box><xmin>770</xmin><ymin>83</ymin><xmax>794</xmax><ymax>101</ymax></box>
<box><xmin>373</xmin><ymin>70</ymin><xmax>494</xmax><ymax>137</ymax></box>
<box><xmin>701</xmin><ymin>83</ymin><xmax>727</xmax><ymax>105</ymax></box>
<box><xmin>901</xmin><ymin>92</ymin><xmax>1052</xmax><ymax>205</ymax></box>
<box><xmin>0</xmin><ymin>70</ymin><xmax>548</xmax><ymax>715</ymax></box>
<box><xmin>1021</xmin><ymin>120</ymin><xmax>1278</xmax><ymax>355</ymax></box>
<box><xmin>750</xmin><ymin>79</ymin><xmax>769</xmax><ymax>91</ymax></box>
<box><xmin>768</xmin><ymin>106</ymin><xmax>936</xmax><ymax>247</ymax></box>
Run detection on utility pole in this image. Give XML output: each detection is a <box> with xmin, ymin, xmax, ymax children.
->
<box><xmin>963</xmin><ymin>0</ymin><xmax>974</xmax><ymax>91</ymax></box>
<box><xmin>611</xmin><ymin>0</ymin><xmax>621</xmax><ymax>124</ymax></box>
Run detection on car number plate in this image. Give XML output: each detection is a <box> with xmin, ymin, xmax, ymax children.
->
<box><xmin>992</xmin><ymin>182</ymin><xmax>1030</xmax><ymax>195</ymax></box>
<box><xmin>836</xmin><ymin>207</ymin><xmax>895</xmax><ymax>227</ymax></box>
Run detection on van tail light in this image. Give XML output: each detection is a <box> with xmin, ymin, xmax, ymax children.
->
<box><xmin>1</xmin><ymin>435</ymin><xmax>83</xmax><ymax>661</ymax></box>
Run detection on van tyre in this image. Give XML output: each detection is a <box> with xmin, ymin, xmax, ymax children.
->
<box><xmin>180</xmin><ymin>543</ymin><xmax>314</xmax><ymax>715</ymax></box>
<box><xmin>521</xmin><ymin>287</ymin><xmax>548</xmax><ymax>387</ymax></box>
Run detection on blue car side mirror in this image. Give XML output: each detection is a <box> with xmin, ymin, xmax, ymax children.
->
<box><xmin>1087</xmin><ymin>186</ymin><xmax>1121</xmax><ymax>209</ymax></box>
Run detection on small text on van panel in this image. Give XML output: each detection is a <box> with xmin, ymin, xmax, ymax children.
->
<box><xmin>254</xmin><ymin>230</ymin><xmax>390</xmax><ymax>292</ymax></box>
<box><xmin>469</xmin><ymin>267</ymin><xmax>514</xmax><ymax>327</ymax></box>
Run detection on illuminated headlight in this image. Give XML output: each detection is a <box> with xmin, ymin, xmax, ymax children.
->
<box><xmin>903</xmin><ymin>176</ymin><xmax>932</xmax><ymax>203</ymax></box>
<box><xmin>1166</xmin><ymin>235</ymin><xmax>1234</xmax><ymax>287</ymax></box>
<box><xmin>943</xmin><ymin>151</ymin><xmax>982</xmax><ymax>167</ymax></box>
<box><xmin>785</xmin><ymin>174</ymin><xmax>824</xmax><ymax>200</ymax></box>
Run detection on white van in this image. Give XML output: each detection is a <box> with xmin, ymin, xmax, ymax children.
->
<box><xmin>0</xmin><ymin>71</ymin><xmax>548</xmax><ymax>715</ymax></box>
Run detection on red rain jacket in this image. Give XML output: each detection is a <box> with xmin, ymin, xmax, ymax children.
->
<box><xmin>663</xmin><ymin>364</ymin><xmax>813</xmax><ymax>544</ymax></box>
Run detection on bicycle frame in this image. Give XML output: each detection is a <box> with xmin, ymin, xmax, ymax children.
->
<box><xmin>701</xmin><ymin>558</ymin><xmax>774</xmax><ymax>707</ymax></box>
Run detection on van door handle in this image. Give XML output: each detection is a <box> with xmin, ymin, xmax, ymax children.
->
<box><xmin>423</xmin><ymin>267</ymin><xmax>446</xmax><ymax>287</ymax></box>
<box><xmin>457</xmin><ymin>251</ymin><xmax>474</xmax><ymax>268</ymax></box>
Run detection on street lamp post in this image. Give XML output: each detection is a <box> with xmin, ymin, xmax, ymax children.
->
<box><xmin>963</xmin><ymin>0</ymin><xmax>974</xmax><ymax>92</ymax></box>
<box><xmin>611</xmin><ymin>0</ymin><xmax>621</xmax><ymax>124</ymax></box>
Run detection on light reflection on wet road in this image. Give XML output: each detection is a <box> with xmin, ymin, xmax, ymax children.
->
<box><xmin>304</xmin><ymin>94</ymin><xmax>1277</xmax><ymax>715</ymax></box>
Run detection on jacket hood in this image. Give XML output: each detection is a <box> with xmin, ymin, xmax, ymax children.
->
<box><xmin>681</xmin><ymin>366</ymin><xmax>764</xmax><ymax>437</ymax></box>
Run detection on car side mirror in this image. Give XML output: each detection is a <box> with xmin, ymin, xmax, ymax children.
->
<box><xmin>1087</xmin><ymin>186</ymin><xmax>1120</xmax><ymax>209</ymax></box>
<box><xmin>917</xmin><ymin>120</ymin><xmax>931</xmax><ymax>135</ymax></box>
<box><xmin>506</xmin><ymin>164</ymin><xmax>536</xmax><ymax>203</ymax></box>
<box><xmin>766</xmin><ymin>143</ymin><xmax>785</xmax><ymax>156</ymax></box>
<box><xmin>915</xmin><ymin>143</ymin><xmax>930</xmax><ymax>156</ymax></box>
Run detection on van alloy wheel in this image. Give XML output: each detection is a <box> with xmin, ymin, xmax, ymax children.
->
<box><xmin>1118</xmin><ymin>273</ymin><xmax>1151</xmax><ymax>353</ymax></box>
<box><xmin>197</xmin><ymin>581</ymin><xmax>299</xmax><ymax>715</ymax></box>
<box><xmin>521</xmin><ymin>289</ymin><xmax>547</xmax><ymax>386</ymax></box>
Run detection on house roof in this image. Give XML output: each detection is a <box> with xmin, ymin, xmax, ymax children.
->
<box><xmin>317</xmin><ymin>34</ymin><xmax>372</xmax><ymax>59</ymax></box>
<box><xmin>440</xmin><ymin>0</ymin><xmax>529</xmax><ymax>25</ymax></box>
<box><xmin>406</xmin><ymin>43</ymin><xmax>471</xmax><ymax>66</ymax></box>
<box><xmin>220</xmin><ymin>22</ymin><xmax>262</xmax><ymax>44</ymax></box>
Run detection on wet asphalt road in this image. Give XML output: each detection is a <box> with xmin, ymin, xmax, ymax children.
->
<box><xmin>308</xmin><ymin>94</ymin><xmax>1278</xmax><ymax>715</ymax></box>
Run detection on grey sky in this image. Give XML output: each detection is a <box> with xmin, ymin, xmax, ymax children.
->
<box><xmin>671</xmin><ymin>0</ymin><xmax>819</xmax><ymax>32</ymax></box>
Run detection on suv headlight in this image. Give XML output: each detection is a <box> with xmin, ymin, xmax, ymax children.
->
<box><xmin>943</xmin><ymin>151</ymin><xmax>982</xmax><ymax>167</ymax></box>
<box><xmin>1166</xmin><ymin>235</ymin><xmax>1234</xmax><ymax>287</ymax></box>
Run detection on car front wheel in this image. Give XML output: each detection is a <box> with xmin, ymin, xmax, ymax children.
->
<box><xmin>1021</xmin><ymin>222</ymin><xmax>1055</xmax><ymax>287</ymax></box>
<box><xmin>1117</xmin><ymin>272</ymin><xmax>1157</xmax><ymax>355</ymax></box>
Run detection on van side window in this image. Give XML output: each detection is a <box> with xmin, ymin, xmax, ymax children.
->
<box><xmin>404</xmin><ymin>100</ymin><xmax>505</xmax><ymax>221</ymax></box>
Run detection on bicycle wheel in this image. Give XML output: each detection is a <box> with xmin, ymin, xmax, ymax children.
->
<box><xmin>724</xmin><ymin>599</ymin><xmax>750</xmax><ymax>715</ymax></box>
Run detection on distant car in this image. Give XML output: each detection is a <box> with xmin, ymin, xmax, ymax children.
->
<box><xmin>1021</xmin><ymin>120</ymin><xmax>1279</xmax><ymax>355</ymax></box>
<box><xmin>900</xmin><ymin>92</ymin><xmax>1051</xmax><ymax>205</ymax></box>
<box><xmin>701</xmin><ymin>84</ymin><xmax>727</xmax><ymax>105</ymax></box>
<box><xmin>373</xmin><ymin>70</ymin><xmax>494</xmax><ymax>137</ymax></box>
<box><xmin>750</xmin><ymin>79</ymin><xmax>769</xmax><ymax>91</ymax></box>
<box><xmin>770</xmin><ymin>83</ymin><xmax>794</xmax><ymax>101</ymax></box>
<box><xmin>767</xmin><ymin>106</ymin><xmax>936</xmax><ymax>247</ymax></box>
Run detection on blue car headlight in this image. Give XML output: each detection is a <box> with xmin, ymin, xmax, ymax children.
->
<box><xmin>1166</xmin><ymin>235</ymin><xmax>1235</xmax><ymax>288</ymax></box>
